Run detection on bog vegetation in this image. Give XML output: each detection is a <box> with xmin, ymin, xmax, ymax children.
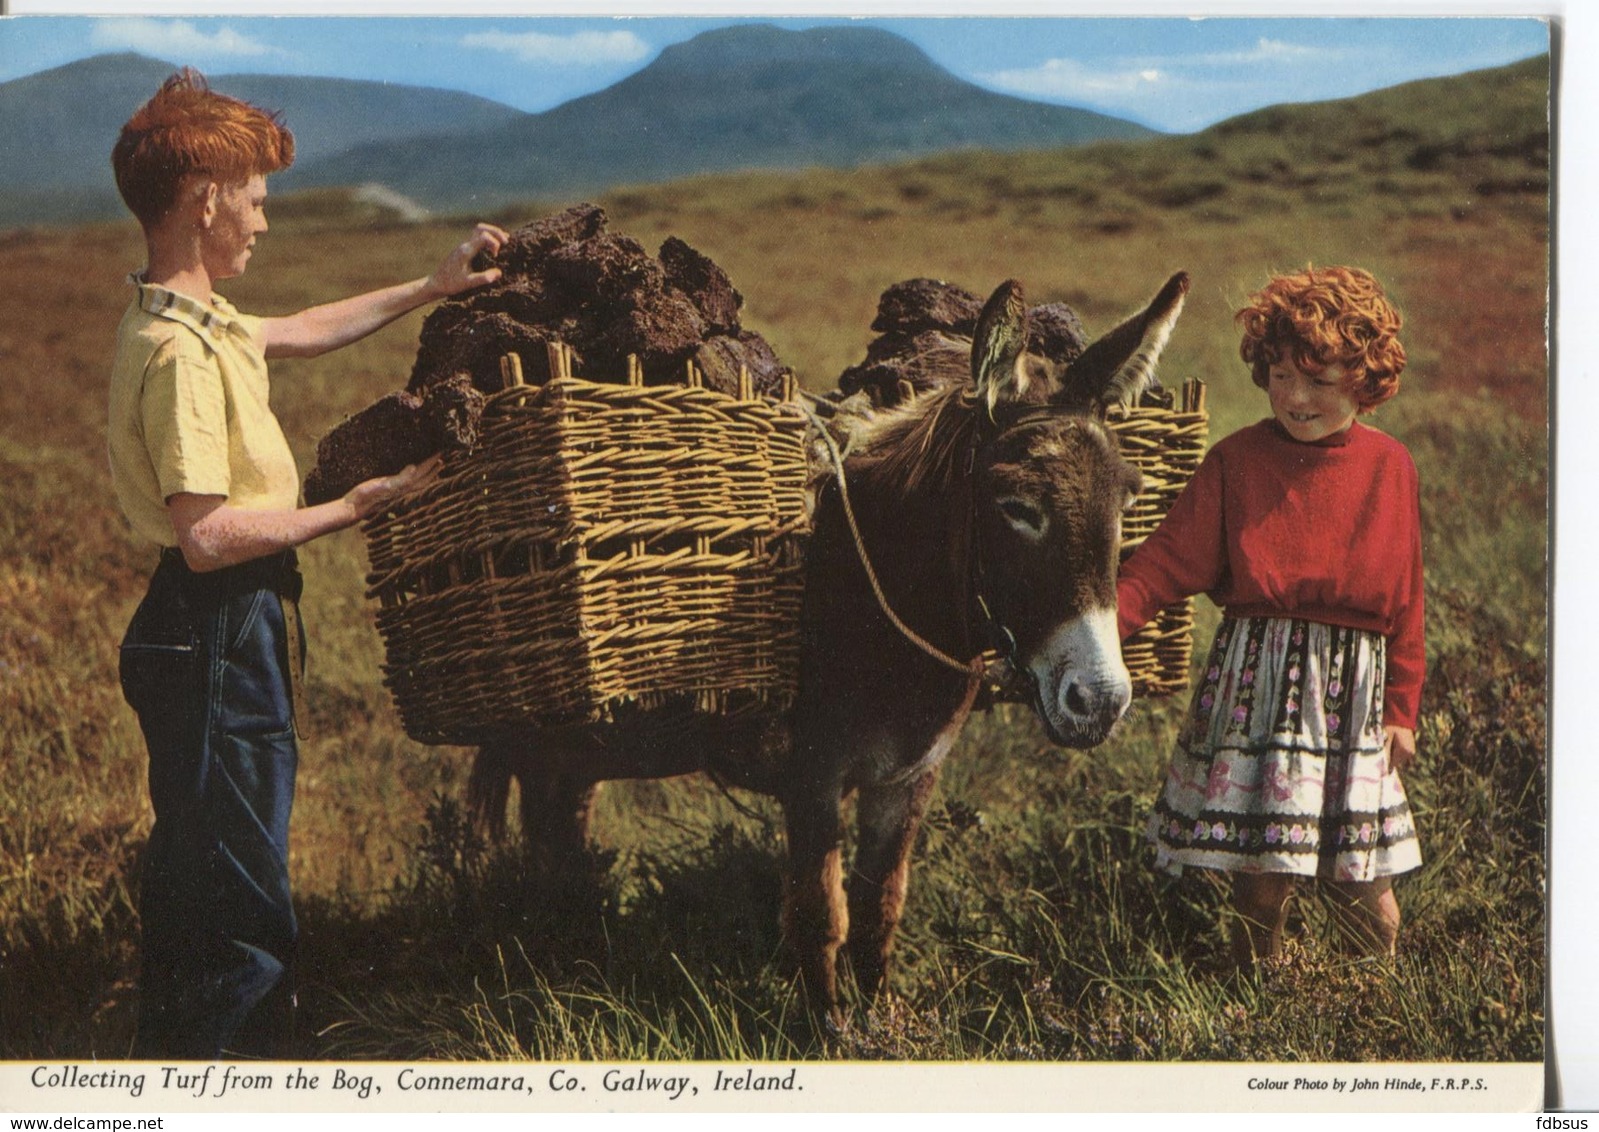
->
<box><xmin>0</xmin><ymin>57</ymin><xmax>1548</xmax><ymax>1061</ymax></box>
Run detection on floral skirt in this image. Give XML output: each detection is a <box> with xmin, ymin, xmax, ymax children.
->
<box><xmin>1147</xmin><ymin>616</ymin><xmax>1422</xmax><ymax>882</ymax></box>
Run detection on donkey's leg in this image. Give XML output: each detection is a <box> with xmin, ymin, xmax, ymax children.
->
<box><xmin>848</xmin><ymin>767</ymin><xmax>940</xmax><ymax>1003</ymax></box>
<box><xmin>515</xmin><ymin>769</ymin><xmax>600</xmax><ymax>881</ymax></box>
<box><xmin>781</xmin><ymin>790</ymin><xmax>849</xmax><ymax>1024</ymax></box>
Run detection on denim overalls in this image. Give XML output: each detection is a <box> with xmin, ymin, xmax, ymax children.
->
<box><xmin>119</xmin><ymin>548</ymin><xmax>304</xmax><ymax>1059</ymax></box>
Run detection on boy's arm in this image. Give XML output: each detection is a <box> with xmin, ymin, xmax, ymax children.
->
<box><xmin>260</xmin><ymin>223</ymin><xmax>508</xmax><ymax>359</ymax></box>
<box><xmin>168</xmin><ymin>457</ymin><xmax>441</xmax><ymax>572</ymax></box>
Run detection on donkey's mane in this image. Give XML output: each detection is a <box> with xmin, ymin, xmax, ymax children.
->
<box><xmin>847</xmin><ymin>384</ymin><xmax>983</xmax><ymax>501</ymax></box>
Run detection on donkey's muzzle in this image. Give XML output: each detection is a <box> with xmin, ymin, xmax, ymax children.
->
<box><xmin>1036</xmin><ymin>675</ymin><xmax>1132</xmax><ymax>749</ymax></box>
<box><xmin>1029</xmin><ymin>607</ymin><xmax>1132</xmax><ymax>749</ymax></box>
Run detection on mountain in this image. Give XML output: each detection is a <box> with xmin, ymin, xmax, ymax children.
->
<box><xmin>0</xmin><ymin>53</ymin><xmax>526</xmax><ymax>225</ymax></box>
<box><xmin>286</xmin><ymin>24</ymin><xmax>1157</xmax><ymax>209</ymax></box>
<box><xmin>1134</xmin><ymin>53</ymin><xmax>1550</xmax><ymax>212</ymax></box>
<box><xmin>3</xmin><ymin>31</ymin><xmax>1543</xmax><ymax>232</ymax></box>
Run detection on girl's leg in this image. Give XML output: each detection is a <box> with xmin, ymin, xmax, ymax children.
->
<box><xmin>1322</xmin><ymin>877</ymin><xmax>1400</xmax><ymax>956</ymax></box>
<box><xmin>1230</xmin><ymin>873</ymin><xmax>1298</xmax><ymax>967</ymax></box>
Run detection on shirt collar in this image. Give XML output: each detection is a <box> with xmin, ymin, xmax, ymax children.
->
<box><xmin>126</xmin><ymin>271</ymin><xmax>248</xmax><ymax>342</ymax></box>
<box><xmin>1265</xmin><ymin>417</ymin><xmax>1359</xmax><ymax>448</ymax></box>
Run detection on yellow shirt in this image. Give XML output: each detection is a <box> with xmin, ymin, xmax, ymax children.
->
<box><xmin>108</xmin><ymin>276</ymin><xmax>300</xmax><ymax>548</ymax></box>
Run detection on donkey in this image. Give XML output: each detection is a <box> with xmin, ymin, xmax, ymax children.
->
<box><xmin>470</xmin><ymin>271</ymin><xmax>1190</xmax><ymax>1023</ymax></box>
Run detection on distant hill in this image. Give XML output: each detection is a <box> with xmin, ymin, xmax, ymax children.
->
<box><xmin>1119</xmin><ymin>53</ymin><xmax>1551</xmax><ymax>218</ymax></box>
<box><xmin>0</xmin><ymin>53</ymin><xmax>525</xmax><ymax>226</ymax></box>
<box><xmin>817</xmin><ymin>53</ymin><xmax>1549</xmax><ymax>249</ymax></box>
<box><xmin>0</xmin><ymin>37</ymin><xmax>1547</xmax><ymax>232</ymax></box>
<box><xmin>287</xmin><ymin>24</ymin><xmax>1157</xmax><ymax>209</ymax></box>
<box><xmin>1200</xmin><ymin>52</ymin><xmax>1549</xmax><ymax>179</ymax></box>
<box><xmin>0</xmin><ymin>26</ymin><xmax>1157</xmax><ymax>226</ymax></box>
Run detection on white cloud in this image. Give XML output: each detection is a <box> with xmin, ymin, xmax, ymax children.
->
<box><xmin>1187</xmin><ymin>37</ymin><xmax>1330</xmax><ymax>67</ymax></box>
<box><xmin>89</xmin><ymin>18</ymin><xmax>281</xmax><ymax>59</ymax></box>
<box><xmin>977</xmin><ymin>35</ymin><xmax>1343</xmax><ymax>128</ymax></box>
<box><xmin>983</xmin><ymin>57</ymin><xmax>1168</xmax><ymax>101</ymax></box>
<box><xmin>1252</xmin><ymin>37</ymin><xmax>1319</xmax><ymax>60</ymax></box>
<box><xmin>460</xmin><ymin>29</ymin><xmax>650</xmax><ymax>67</ymax></box>
<box><xmin>985</xmin><ymin>37</ymin><xmax>1332</xmax><ymax>103</ymax></box>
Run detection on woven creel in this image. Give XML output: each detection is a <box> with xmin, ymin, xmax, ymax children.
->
<box><xmin>362</xmin><ymin>354</ymin><xmax>1207</xmax><ymax>745</ymax></box>
<box><xmin>364</xmin><ymin>347</ymin><xmax>809</xmax><ymax>745</ymax></box>
<box><xmin>1112</xmin><ymin>378</ymin><xmax>1209</xmax><ymax>697</ymax></box>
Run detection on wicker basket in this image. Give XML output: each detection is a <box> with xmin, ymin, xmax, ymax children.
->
<box><xmin>363</xmin><ymin>347</ymin><xmax>810</xmax><ymax>745</ymax></box>
<box><xmin>1110</xmin><ymin>378</ymin><xmax>1209</xmax><ymax>697</ymax></box>
<box><xmin>363</xmin><ymin>353</ymin><xmax>1206</xmax><ymax>745</ymax></box>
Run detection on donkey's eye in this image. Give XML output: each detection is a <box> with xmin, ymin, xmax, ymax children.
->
<box><xmin>998</xmin><ymin>497</ymin><xmax>1045</xmax><ymax>536</ymax></box>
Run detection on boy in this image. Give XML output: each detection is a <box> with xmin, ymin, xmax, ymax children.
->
<box><xmin>110</xmin><ymin>68</ymin><xmax>507</xmax><ymax>1058</ymax></box>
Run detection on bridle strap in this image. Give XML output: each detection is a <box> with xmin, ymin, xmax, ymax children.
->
<box><xmin>791</xmin><ymin>398</ymin><xmax>1047</xmax><ymax>706</ymax></box>
<box><xmin>964</xmin><ymin>408</ymin><xmax>1077</xmax><ymax>701</ymax></box>
<box><xmin>796</xmin><ymin>400</ymin><xmax>989</xmax><ymax>684</ymax></box>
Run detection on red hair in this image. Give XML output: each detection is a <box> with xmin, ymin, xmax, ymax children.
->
<box><xmin>112</xmin><ymin>68</ymin><xmax>294</xmax><ymax>230</ymax></box>
<box><xmin>1236</xmin><ymin>265</ymin><xmax>1407</xmax><ymax>412</ymax></box>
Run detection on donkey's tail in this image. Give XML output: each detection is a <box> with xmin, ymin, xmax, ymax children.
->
<box><xmin>466</xmin><ymin>745</ymin><xmax>515</xmax><ymax>840</ymax></box>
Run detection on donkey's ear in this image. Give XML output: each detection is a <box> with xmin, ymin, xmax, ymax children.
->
<box><xmin>972</xmin><ymin>279</ymin><xmax>1030</xmax><ymax>417</ymax></box>
<box><xmin>1057</xmin><ymin>272</ymin><xmax>1189</xmax><ymax>414</ymax></box>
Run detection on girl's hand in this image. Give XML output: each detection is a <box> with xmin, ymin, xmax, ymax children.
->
<box><xmin>1383</xmin><ymin>725</ymin><xmax>1417</xmax><ymax>772</ymax></box>
<box><xmin>344</xmin><ymin>455</ymin><xmax>444</xmax><ymax>521</ymax></box>
<box><xmin>425</xmin><ymin>223</ymin><xmax>511</xmax><ymax>299</ymax></box>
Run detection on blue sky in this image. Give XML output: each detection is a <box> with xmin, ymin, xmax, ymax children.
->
<box><xmin>0</xmin><ymin>11</ymin><xmax>1550</xmax><ymax>132</ymax></box>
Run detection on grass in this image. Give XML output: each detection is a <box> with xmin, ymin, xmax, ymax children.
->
<box><xmin>0</xmin><ymin>61</ymin><xmax>1549</xmax><ymax>1064</ymax></box>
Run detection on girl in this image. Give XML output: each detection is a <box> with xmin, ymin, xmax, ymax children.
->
<box><xmin>1118</xmin><ymin>265</ymin><xmax>1423</xmax><ymax>967</ymax></box>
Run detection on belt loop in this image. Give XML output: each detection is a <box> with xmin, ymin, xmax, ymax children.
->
<box><xmin>280</xmin><ymin>593</ymin><xmax>309</xmax><ymax>740</ymax></box>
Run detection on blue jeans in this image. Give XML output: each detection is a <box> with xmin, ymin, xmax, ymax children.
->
<box><xmin>119</xmin><ymin>549</ymin><xmax>304</xmax><ymax>1059</ymax></box>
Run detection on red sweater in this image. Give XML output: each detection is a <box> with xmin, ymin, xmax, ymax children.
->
<box><xmin>1118</xmin><ymin>418</ymin><xmax>1425</xmax><ymax>729</ymax></box>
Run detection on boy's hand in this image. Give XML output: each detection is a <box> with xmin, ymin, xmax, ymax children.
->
<box><xmin>425</xmin><ymin>223</ymin><xmax>510</xmax><ymax>299</ymax></box>
<box><xmin>344</xmin><ymin>454</ymin><xmax>444</xmax><ymax>521</ymax></box>
<box><xmin>1383</xmin><ymin>725</ymin><xmax>1416</xmax><ymax>772</ymax></box>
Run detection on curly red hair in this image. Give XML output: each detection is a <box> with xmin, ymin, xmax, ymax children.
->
<box><xmin>112</xmin><ymin>68</ymin><xmax>294</xmax><ymax>230</ymax></box>
<box><xmin>1236</xmin><ymin>265</ymin><xmax>1406</xmax><ymax>412</ymax></box>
